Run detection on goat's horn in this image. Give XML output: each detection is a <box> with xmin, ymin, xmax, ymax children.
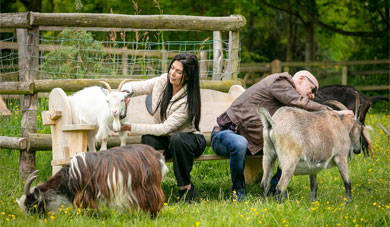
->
<box><xmin>100</xmin><ymin>81</ymin><xmax>112</xmax><ymax>93</ymax></box>
<box><xmin>324</xmin><ymin>100</ymin><xmax>348</xmax><ymax>110</ymax></box>
<box><xmin>354</xmin><ymin>91</ymin><xmax>360</xmax><ymax>121</ymax></box>
<box><xmin>24</xmin><ymin>170</ymin><xmax>40</xmax><ymax>195</ymax></box>
<box><xmin>118</xmin><ymin>79</ymin><xmax>132</xmax><ymax>91</ymax></box>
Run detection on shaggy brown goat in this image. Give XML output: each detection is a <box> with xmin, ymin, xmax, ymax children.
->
<box><xmin>17</xmin><ymin>144</ymin><xmax>168</xmax><ymax>216</ymax></box>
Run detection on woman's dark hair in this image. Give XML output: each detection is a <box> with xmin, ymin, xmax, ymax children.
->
<box><xmin>158</xmin><ymin>53</ymin><xmax>201</xmax><ymax>131</ymax></box>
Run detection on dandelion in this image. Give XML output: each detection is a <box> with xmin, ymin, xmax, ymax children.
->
<box><xmin>263</xmin><ymin>208</ymin><xmax>268</xmax><ymax>212</ymax></box>
<box><xmin>244</xmin><ymin>201</ymin><xmax>248</xmax><ymax>205</ymax></box>
<box><xmin>246</xmin><ymin>217</ymin><xmax>250</xmax><ymax>221</ymax></box>
<box><xmin>102</xmin><ymin>221</ymin><xmax>105</xmax><ymax>224</ymax></box>
<box><xmin>1</xmin><ymin>212</ymin><xmax>5</xmax><ymax>215</ymax></box>
<box><xmin>44</xmin><ymin>218</ymin><xmax>47</xmax><ymax>223</ymax></box>
<box><xmin>337</xmin><ymin>224</ymin><xmax>341</xmax><ymax>227</ymax></box>
<box><xmin>50</xmin><ymin>215</ymin><xmax>54</xmax><ymax>219</ymax></box>
<box><xmin>6</xmin><ymin>217</ymin><xmax>9</xmax><ymax>221</ymax></box>
<box><xmin>240</xmin><ymin>214</ymin><xmax>244</xmax><ymax>218</ymax></box>
<box><xmin>164</xmin><ymin>203</ymin><xmax>168</xmax><ymax>206</ymax></box>
<box><xmin>196</xmin><ymin>221</ymin><xmax>200</xmax><ymax>226</ymax></box>
<box><xmin>373</xmin><ymin>202</ymin><xmax>377</xmax><ymax>206</ymax></box>
<box><xmin>233</xmin><ymin>199</ymin><xmax>237</xmax><ymax>203</ymax></box>
<box><xmin>258</xmin><ymin>221</ymin><xmax>262</xmax><ymax>224</ymax></box>
<box><xmin>282</xmin><ymin>220</ymin><xmax>286</xmax><ymax>223</ymax></box>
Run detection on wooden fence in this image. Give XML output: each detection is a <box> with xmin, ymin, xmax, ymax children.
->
<box><xmin>0</xmin><ymin>12</ymin><xmax>246</xmax><ymax>177</ymax></box>
<box><xmin>240</xmin><ymin>59</ymin><xmax>390</xmax><ymax>91</ymax></box>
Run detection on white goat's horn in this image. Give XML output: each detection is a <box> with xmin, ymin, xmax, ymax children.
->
<box><xmin>118</xmin><ymin>79</ymin><xmax>132</xmax><ymax>91</ymax></box>
<box><xmin>100</xmin><ymin>81</ymin><xmax>112</xmax><ymax>93</ymax></box>
<box><xmin>24</xmin><ymin>170</ymin><xmax>40</xmax><ymax>195</ymax></box>
<box><xmin>324</xmin><ymin>100</ymin><xmax>348</xmax><ymax>110</ymax></box>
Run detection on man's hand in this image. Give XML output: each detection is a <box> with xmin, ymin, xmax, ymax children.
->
<box><xmin>120</xmin><ymin>124</ymin><xmax>131</xmax><ymax>131</ymax></box>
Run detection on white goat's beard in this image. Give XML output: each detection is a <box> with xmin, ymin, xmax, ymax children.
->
<box><xmin>112</xmin><ymin>116</ymin><xmax>121</xmax><ymax>132</ymax></box>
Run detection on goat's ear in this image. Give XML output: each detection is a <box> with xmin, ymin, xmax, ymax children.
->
<box><xmin>100</xmin><ymin>87</ymin><xmax>109</xmax><ymax>96</ymax></box>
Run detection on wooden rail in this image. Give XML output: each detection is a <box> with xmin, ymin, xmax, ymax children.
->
<box><xmin>0</xmin><ymin>79</ymin><xmax>244</xmax><ymax>94</ymax></box>
<box><xmin>0</xmin><ymin>12</ymin><xmax>246</xmax><ymax>31</ymax></box>
<box><xmin>240</xmin><ymin>59</ymin><xmax>390</xmax><ymax>90</ymax></box>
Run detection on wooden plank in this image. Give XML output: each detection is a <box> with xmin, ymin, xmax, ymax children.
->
<box><xmin>212</xmin><ymin>31</ymin><xmax>223</xmax><ymax>80</ymax></box>
<box><xmin>356</xmin><ymin>85</ymin><xmax>390</xmax><ymax>91</ymax></box>
<box><xmin>342</xmin><ymin>66</ymin><xmax>348</xmax><ymax>85</ymax></box>
<box><xmin>0</xmin><ymin>81</ymin><xmax>34</xmax><ymax>94</ymax></box>
<box><xmin>226</xmin><ymin>31</ymin><xmax>239</xmax><ymax>80</ymax></box>
<box><xmin>62</xmin><ymin>124</ymin><xmax>96</xmax><ymax>131</ymax></box>
<box><xmin>0</xmin><ymin>12</ymin><xmax>30</xmax><ymax>28</ymax></box>
<box><xmin>26</xmin><ymin>13</ymin><xmax>246</xmax><ymax>31</ymax></box>
<box><xmin>17</xmin><ymin>27</ymin><xmax>39</xmax><ymax>177</ymax></box>
<box><xmin>51</xmin><ymin>158</ymin><xmax>72</xmax><ymax>166</ymax></box>
<box><xmin>32</xmin><ymin>79</ymin><xmax>244</xmax><ymax>93</ymax></box>
<box><xmin>42</xmin><ymin>111</ymin><xmax>56</xmax><ymax>125</ymax></box>
<box><xmin>0</xmin><ymin>96</ymin><xmax>11</xmax><ymax>116</ymax></box>
<box><xmin>0</xmin><ymin>136</ymin><xmax>27</xmax><ymax>150</ymax></box>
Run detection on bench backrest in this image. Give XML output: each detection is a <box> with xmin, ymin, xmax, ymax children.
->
<box><xmin>127</xmin><ymin>85</ymin><xmax>246</xmax><ymax>133</ymax></box>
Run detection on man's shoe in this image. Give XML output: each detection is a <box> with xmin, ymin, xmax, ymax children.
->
<box><xmin>232</xmin><ymin>189</ymin><xmax>246</xmax><ymax>202</ymax></box>
<box><xmin>179</xmin><ymin>183</ymin><xmax>197</xmax><ymax>202</ymax></box>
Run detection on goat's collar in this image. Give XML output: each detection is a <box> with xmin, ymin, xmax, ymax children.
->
<box><xmin>120</xmin><ymin>101</ymin><xmax>129</xmax><ymax>120</ymax></box>
<box><xmin>120</xmin><ymin>90</ymin><xmax>132</xmax><ymax>120</ymax></box>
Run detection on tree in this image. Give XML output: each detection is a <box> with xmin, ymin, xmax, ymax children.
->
<box><xmin>259</xmin><ymin>0</ymin><xmax>389</xmax><ymax>62</ymax></box>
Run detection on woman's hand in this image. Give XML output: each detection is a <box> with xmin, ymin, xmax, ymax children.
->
<box><xmin>120</xmin><ymin>124</ymin><xmax>131</xmax><ymax>131</ymax></box>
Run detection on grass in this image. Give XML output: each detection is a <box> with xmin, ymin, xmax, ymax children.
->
<box><xmin>0</xmin><ymin>109</ymin><xmax>389</xmax><ymax>226</ymax></box>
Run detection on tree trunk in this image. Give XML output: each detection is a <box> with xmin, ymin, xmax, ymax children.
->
<box><xmin>286</xmin><ymin>15</ymin><xmax>298</xmax><ymax>62</ymax></box>
<box><xmin>304</xmin><ymin>21</ymin><xmax>315</xmax><ymax>62</ymax></box>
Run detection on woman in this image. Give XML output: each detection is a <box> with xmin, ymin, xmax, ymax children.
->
<box><xmin>120</xmin><ymin>53</ymin><xmax>206</xmax><ymax>202</ymax></box>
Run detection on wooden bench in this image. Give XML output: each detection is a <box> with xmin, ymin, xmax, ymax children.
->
<box><xmin>42</xmin><ymin>85</ymin><xmax>263</xmax><ymax>183</ymax></box>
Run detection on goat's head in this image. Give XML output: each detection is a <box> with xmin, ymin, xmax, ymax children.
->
<box><xmin>100</xmin><ymin>80</ymin><xmax>134</xmax><ymax>118</ymax></box>
<box><xmin>16</xmin><ymin>170</ymin><xmax>46</xmax><ymax>214</ymax></box>
<box><xmin>326</xmin><ymin>92</ymin><xmax>363</xmax><ymax>154</ymax></box>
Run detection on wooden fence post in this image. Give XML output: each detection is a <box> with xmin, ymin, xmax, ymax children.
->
<box><xmin>271</xmin><ymin>59</ymin><xmax>282</xmax><ymax>74</ymax></box>
<box><xmin>122</xmin><ymin>47</ymin><xmax>128</xmax><ymax>77</ymax></box>
<box><xmin>17</xmin><ymin>27</ymin><xmax>39</xmax><ymax>177</ymax></box>
<box><xmin>227</xmin><ymin>31</ymin><xmax>239</xmax><ymax>80</ymax></box>
<box><xmin>199</xmin><ymin>51</ymin><xmax>208</xmax><ymax>79</ymax></box>
<box><xmin>342</xmin><ymin>66</ymin><xmax>347</xmax><ymax>85</ymax></box>
<box><xmin>161</xmin><ymin>50</ymin><xmax>168</xmax><ymax>74</ymax></box>
<box><xmin>212</xmin><ymin>31</ymin><xmax>223</xmax><ymax>80</ymax></box>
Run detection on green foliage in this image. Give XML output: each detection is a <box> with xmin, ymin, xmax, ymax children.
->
<box><xmin>41</xmin><ymin>28</ymin><xmax>113</xmax><ymax>78</ymax></box>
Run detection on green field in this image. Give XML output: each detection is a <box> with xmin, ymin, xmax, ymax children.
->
<box><xmin>0</xmin><ymin>112</ymin><xmax>389</xmax><ymax>226</ymax></box>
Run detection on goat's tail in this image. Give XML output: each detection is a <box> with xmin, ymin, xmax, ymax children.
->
<box><xmin>257</xmin><ymin>107</ymin><xmax>274</xmax><ymax>131</ymax></box>
<box><xmin>370</xmin><ymin>95</ymin><xmax>389</xmax><ymax>103</ymax></box>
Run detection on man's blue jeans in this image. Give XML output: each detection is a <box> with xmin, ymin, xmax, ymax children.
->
<box><xmin>211</xmin><ymin>130</ymin><xmax>248</xmax><ymax>195</ymax></box>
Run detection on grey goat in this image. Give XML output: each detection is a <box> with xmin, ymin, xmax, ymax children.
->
<box><xmin>258</xmin><ymin>94</ymin><xmax>362</xmax><ymax>203</ymax></box>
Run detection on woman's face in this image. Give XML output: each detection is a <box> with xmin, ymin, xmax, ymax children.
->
<box><xmin>169</xmin><ymin>60</ymin><xmax>185</xmax><ymax>88</ymax></box>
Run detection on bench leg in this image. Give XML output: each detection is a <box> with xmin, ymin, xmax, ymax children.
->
<box><xmin>244</xmin><ymin>157</ymin><xmax>263</xmax><ymax>184</ymax></box>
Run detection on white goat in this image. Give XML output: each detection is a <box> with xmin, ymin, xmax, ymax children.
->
<box><xmin>68</xmin><ymin>80</ymin><xmax>133</xmax><ymax>152</ymax></box>
<box><xmin>258</xmin><ymin>95</ymin><xmax>362</xmax><ymax>203</ymax></box>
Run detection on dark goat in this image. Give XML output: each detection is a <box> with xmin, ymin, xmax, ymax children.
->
<box><xmin>17</xmin><ymin>144</ymin><xmax>169</xmax><ymax>216</ymax></box>
<box><xmin>314</xmin><ymin>85</ymin><xmax>389</xmax><ymax>156</ymax></box>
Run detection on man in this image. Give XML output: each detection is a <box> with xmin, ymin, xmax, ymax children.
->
<box><xmin>211</xmin><ymin>70</ymin><xmax>353</xmax><ymax>201</ymax></box>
